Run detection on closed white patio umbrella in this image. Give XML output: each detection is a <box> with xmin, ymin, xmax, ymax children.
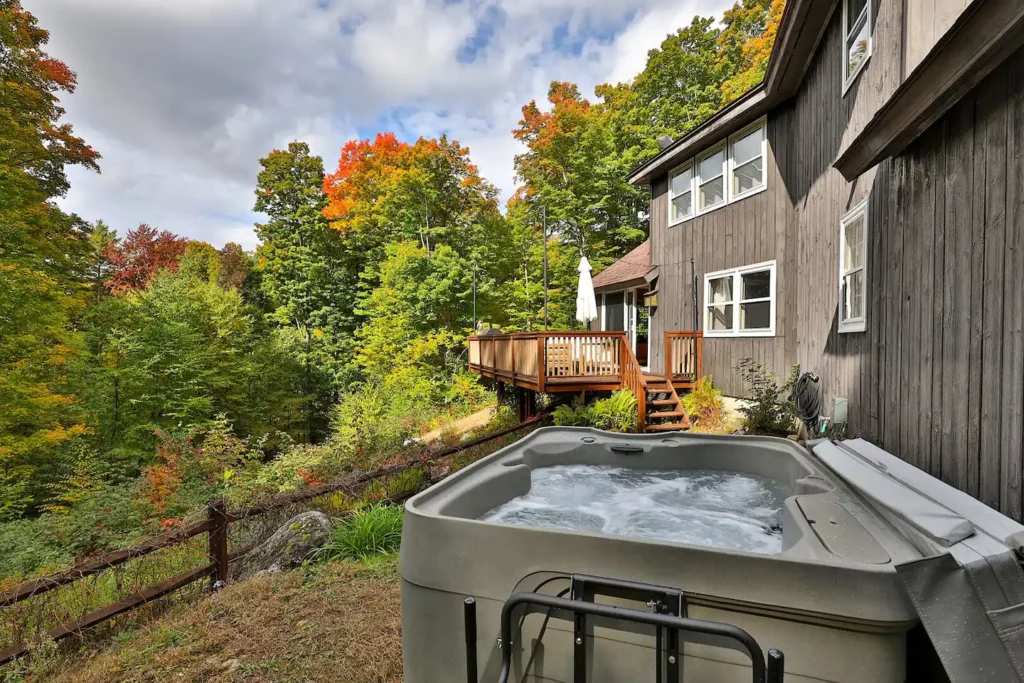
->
<box><xmin>576</xmin><ymin>256</ymin><xmax>599</xmax><ymax>325</ymax></box>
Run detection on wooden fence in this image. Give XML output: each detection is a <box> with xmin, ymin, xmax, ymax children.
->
<box><xmin>0</xmin><ymin>415</ymin><xmax>547</xmax><ymax>666</ymax></box>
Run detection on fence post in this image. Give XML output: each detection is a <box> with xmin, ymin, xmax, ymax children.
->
<box><xmin>208</xmin><ymin>498</ymin><xmax>229</xmax><ymax>590</ymax></box>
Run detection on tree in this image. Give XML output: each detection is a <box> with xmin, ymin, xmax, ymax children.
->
<box><xmin>217</xmin><ymin>243</ymin><xmax>250</xmax><ymax>290</ymax></box>
<box><xmin>0</xmin><ymin>0</ymin><xmax>100</xmax><ymax>518</ymax></box>
<box><xmin>103</xmin><ymin>224</ymin><xmax>188</xmax><ymax>294</ymax></box>
<box><xmin>254</xmin><ymin>141</ymin><xmax>354</xmax><ymax>439</ymax></box>
<box><xmin>719</xmin><ymin>0</ymin><xmax>784</xmax><ymax>105</ymax></box>
<box><xmin>178</xmin><ymin>241</ymin><xmax>221</xmax><ymax>284</ymax></box>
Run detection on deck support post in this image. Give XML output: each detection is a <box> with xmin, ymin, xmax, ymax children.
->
<box><xmin>496</xmin><ymin>381</ymin><xmax>506</xmax><ymax>405</ymax></box>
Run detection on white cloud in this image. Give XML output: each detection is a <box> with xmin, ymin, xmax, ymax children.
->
<box><xmin>27</xmin><ymin>0</ymin><xmax>732</xmax><ymax>248</ymax></box>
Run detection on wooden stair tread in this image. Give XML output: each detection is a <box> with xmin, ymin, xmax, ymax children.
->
<box><xmin>647</xmin><ymin>399</ymin><xmax>676</xmax><ymax>406</ymax></box>
<box><xmin>646</xmin><ymin>422</ymin><xmax>688</xmax><ymax>432</ymax></box>
<box><xmin>649</xmin><ymin>410</ymin><xmax>686</xmax><ymax>419</ymax></box>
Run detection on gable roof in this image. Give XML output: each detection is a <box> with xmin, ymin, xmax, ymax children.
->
<box><xmin>592</xmin><ymin>241</ymin><xmax>651</xmax><ymax>291</ymax></box>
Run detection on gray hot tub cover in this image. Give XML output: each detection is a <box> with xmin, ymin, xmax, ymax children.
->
<box><xmin>813</xmin><ymin>439</ymin><xmax>1024</xmax><ymax>683</ymax></box>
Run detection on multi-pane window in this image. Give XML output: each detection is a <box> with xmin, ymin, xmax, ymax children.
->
<box><xmin>844</xmin><ymin>0</ymin><xmax>871</xmax><ymax>88</ymax></box>
<box><xmin>668</xmin><ymin>163</ymin><xmax>693</xmax><ymax>224</ymax></box>
<box><xmin>729</xmin><ymin>124</ymin><xmax>766</xmax><ymax>198</ymax></box>
<box><xmin>704</xmin><ymin>261</ymin><xmax>776</xmax><ymax>337</ymax></box>
<box><xmin>697</xmin><ymin>145</ymin><xmax>727</xmax><ymax>212</ymax></box>
<box><xmin>666</xmin><ymin>119</ymin><xmax>766</xmax><ymax>226</ymax></box>
<box><xmin>839</xmin><ymin>199</ymin><xmax>869</xmax><ymax>333</ymax></box>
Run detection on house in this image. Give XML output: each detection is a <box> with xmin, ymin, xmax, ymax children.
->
<box><xmin>612</xmin><ymin>0</ymin><xmax>1024</xmax><ymax>520</ymax></box>
<box><xmin>470</xmin><ymin>0</ymin><xmax>1024</xmax><ymax>520</ymax></box>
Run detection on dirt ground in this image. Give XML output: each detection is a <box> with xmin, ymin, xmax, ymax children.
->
<box><xmin>42</xmin><ymin>557</ymin><xmax>403</xmax><ymax>683</ymax></box>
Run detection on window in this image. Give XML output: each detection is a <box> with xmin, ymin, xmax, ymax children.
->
<box><xmin>703</xmin><ymin>261</ymin><xmax>776</xmax><ymax>337</ymax></box>
<box><xmin>839</xmin><ymin>199</ymin><xmax>868</xmax><ymax>333</ymax></box>
<box><xmin>696</xmin><ymin>144</ymin><xmax>727</xmax><ymax>213</ymax></box>
<box><xmin>668</xmin><ymin>163</ymin><xmax>693</xmax><ymax>225</ymax></box>
<box><xmin>666</xmin><ymin>119</ymin><xmax>767</xmax><ymax>224</ymax></box>
<box><xmin>843</xmin><ymin>0</ymin><xmax>872</xmax><ymax>90</ymax></box>
<box><xmin>729</xmin><ymin>122</ymin><xmax>766</xmax><ymax>199</ymax></box>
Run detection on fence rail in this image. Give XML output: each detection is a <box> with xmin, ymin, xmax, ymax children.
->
<box><xmin>0</xmin><ymin>415</ymin><xmax>548</xmax><ymax>667</ymax></box>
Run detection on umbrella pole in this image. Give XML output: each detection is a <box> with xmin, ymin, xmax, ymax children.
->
<box><xmin>542</xmin><ymin>206</ymin><xmax>548</xmax><ymax>331</ymax></box>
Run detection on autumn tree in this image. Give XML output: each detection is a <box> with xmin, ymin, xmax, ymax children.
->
<box><xmin>102</xmin><ymin>224</ymin><xmax>188</xmax><ymax>294</ymax></box>
<box><xmin>0</xmin><ymin>0</ymin><xmax>100</xmax><ymax>518</ymax></box>
<box><xmin>719</xmin><ymin>0</ymin><xmax>785</xmax><ymax>105</ymax></box>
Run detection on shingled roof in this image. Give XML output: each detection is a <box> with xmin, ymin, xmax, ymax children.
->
<box><xmin>592</xmin><ymin>241</ymin><xmax>651</xmax><ymax>292</ymax></box>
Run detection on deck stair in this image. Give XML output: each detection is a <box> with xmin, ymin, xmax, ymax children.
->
<box><xmin>642</xmin><ymin>374</ymin><xmax>691</xmax><ymax>432</ymax></box>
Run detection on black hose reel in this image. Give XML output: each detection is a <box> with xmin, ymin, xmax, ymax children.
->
<box><xmin>790</xmin><ymin>372</ymin><xmax>822</xmax><ymax>438</ymax></box>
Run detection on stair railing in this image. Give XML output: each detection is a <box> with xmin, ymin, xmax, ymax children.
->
<box><xmin>620</xmin><ymin>338</ymin><xmax>648</xmax><ymax>432</ymax></box>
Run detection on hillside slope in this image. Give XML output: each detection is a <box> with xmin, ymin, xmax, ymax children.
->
<box><xmin>31</xmin><ymin>557</ymin><xmax>402</xmax><ymax>683</ymax></box>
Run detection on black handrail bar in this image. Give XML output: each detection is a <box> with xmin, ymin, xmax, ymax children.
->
<box><xmin>495</xmin><ymin>592</ymin><xmax>772</xmax><ymax>683</ymax></box>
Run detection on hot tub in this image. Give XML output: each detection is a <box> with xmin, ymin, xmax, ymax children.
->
<box><xmin>400</xmin><ymin>428</ymin><xmax>923</xmax><ymax>683</ymax></box>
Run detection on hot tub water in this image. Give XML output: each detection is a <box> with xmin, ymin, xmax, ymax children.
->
<box><xmin>480</xmin><ymin>464</ymin><xmax>789</xmax><ymax>554</ymax></box>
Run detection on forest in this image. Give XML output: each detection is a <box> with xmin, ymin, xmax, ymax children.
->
<box><xmin>0</xmin><ymin>0</ymin><xmax>783</xmax><ymax>581</ymax></box>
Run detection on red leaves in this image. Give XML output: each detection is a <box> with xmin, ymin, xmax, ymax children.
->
<box><xmin>104</xmin><ymin>224</ymin><xmax>189</xmax><ymax>295</ymax></box>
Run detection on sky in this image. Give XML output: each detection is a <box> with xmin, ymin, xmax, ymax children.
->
<box><xmin>27</xmin><ymin>0</ymin><xmax>732</xmax><ymax>250</ymax></box>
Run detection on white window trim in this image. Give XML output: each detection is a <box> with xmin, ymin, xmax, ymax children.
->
<box><xmin>703</xmin><ymin>260</ymin><xmax>777</xmax><ymax>338</ymax></box>
<box><xmin>842</xmin><ymin>0</ymin><xmax>873</xmax><ymax>95</ymax></box>
<box><xmin>728</xmin><ymin>118</ymin><xmax>769</xmax><ymax>202</ymax></box>
<box><xmin>666</xmin><ymin>119</ymin><xmax>768</xmax><ymax>226</ymax></box>
<box><xmin>695</xmin><ymin>142</ymin><xmax>728</xmax><ymax>217</ymax></box>
<box><xmin>667</xmin><ymin>161</ymin><xmax>694</xmax><ymax>227</ymax></box>
<box><xmin>838</xmin><ymin>198</ymin><xmax>869</xmax><ymax>334</ymax></box>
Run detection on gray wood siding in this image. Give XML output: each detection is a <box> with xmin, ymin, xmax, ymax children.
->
<box><xmin>644</xmin><ymin>0</ymin><xmax>1024</xmax><ymax>518</ymax></box>
<box><xmin>904</xmin><ymin>0</ymin><xmax>971</xmax><ymax>75</ymax></box>
<box><xmin>648</xmin><ymin>140</ymin><xmax>785</xmax><ymax>397</ymax></box>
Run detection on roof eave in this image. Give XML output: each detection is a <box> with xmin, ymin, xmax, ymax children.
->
<box><xmin>835</xmin><ymin>0</ymin><xmax>1024</xmax><ymax>180</ymax></box>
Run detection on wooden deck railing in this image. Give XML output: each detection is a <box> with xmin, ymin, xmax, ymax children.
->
<box><xmin>468</xmin><ymin>331</ymin><xmax>653</xmax><ymax>430</ymax></box>
<box><xmin>468</xmin><ymin>332</ymin><xmax>627</xmax><ymax>392</ymax></box>
<box><xmin>620</xmin><ymin>338</ymin><xmax>648</xmax><ymax>431</ymax></box>
<box><xmin>664</xmin><ymin>331</ymin><xmax>703</xmax><ymax>389</ymax></box>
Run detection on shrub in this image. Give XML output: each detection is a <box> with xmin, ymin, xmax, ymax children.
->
<box><xmin>733</xmin><ymin>359</ymin><xmax>800</xmax><ymax>436</ymax></box>
<box><xmin>591</xmin><ymin>390</ymin><xmax>638</xmax><ymax>433</ymax></box>
<box><xmin>320</xmin><ymin>505</ymin><xmax>404</xmax><ymax>561</ymax></box>
<box><xmin>682</xmin><ymin>377</ymin><xmax>724</xmax><ymax>428</ymax></box>
<box><xmin>553</xmin><ymin>391</ymin><xmax>638</xmax><ymax>433</ymax></box>
<box><xmin>553</xmin><ymin>399</ymin><xmax>595</xmax><ymax>427</ymax></box>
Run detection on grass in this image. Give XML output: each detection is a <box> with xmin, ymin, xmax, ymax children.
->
<box><xmin>317</xmin><ymin>506</ymin><xmax>404</xmax><ymax>561</ymax></box>
<box><xmin>11</xmin><ymin>555</ymin><xmax>403</xmax><ymax>683</ymax></box>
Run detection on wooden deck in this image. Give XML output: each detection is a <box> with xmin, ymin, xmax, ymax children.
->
<box><xmin>467</xmin><ymin>331</ymin><xmax>702</xmax><ymax>432</ymax></box>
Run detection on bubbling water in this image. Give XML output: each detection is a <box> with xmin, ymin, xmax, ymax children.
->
<box><xmin>480</xmin><ymin>465</ymin><xmax>789</xmax><ymax>554</ymax></box>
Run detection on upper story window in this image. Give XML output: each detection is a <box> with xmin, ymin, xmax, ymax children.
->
<box><xmin>667</xmin><ymin>118</ymin><xmax>767</xmax><ymax>226</ymax></box>
<box><xmin>668</xmin><ymin>163</ymin><xmax>693</xmax><ymax>225</ymax></box>
<box><xmin>704</xmin><ymin>261</ymin><xmax>776</xmax><ymax>338</ymax></box>
<box><xmin>839</xmin><ymin>198</ymin><xmax>869</xmax><ymax>333</ymax></box>
<box><xmin>729</xmin><ymin>122</ymin><xmax>767</xmax><ymax>200</ymax></box>
<box><xmin>843</xmin><ymin>0</ymin><xmax>872</xmax><ymax>91</ymax></box>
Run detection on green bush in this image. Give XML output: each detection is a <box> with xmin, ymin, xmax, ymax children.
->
<box><xmin>733</xmin><ymin>359</ymin><xmax>800</xmax><ymax>436</ymax></box>
<box><xmin>552</xmin><ymin>390</ymin><xmax>638</xmax><ymax>433</ymax></box>
<box><xmin>319</xmin><ymin>505</ymin><xmax>404</xmax><ymax>561</ymax></box>
<box><xmin>682</xmin><ymin>376</ymin><xmax>724</xmax><ymax>428</ymax></box>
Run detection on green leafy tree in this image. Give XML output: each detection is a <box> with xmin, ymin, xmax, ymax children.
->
<box><xmin>254</xmin><ymin>141</ymin><xmax>355</xmax><ymax>439</ymax></box>
<box><xmin>178</xmin><ymin>241</ymin><xmax>221</xmax><ymax>284</ymax></box>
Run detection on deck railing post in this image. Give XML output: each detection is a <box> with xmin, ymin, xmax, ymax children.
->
<box><xmin>207</xmin><ymin>498</ymin><xmax>229</xmax><ymax>590</ymax></box>
<box><xmin>664</xmin><ymin>331</ymin><xmax>673</xmax><ymax>381</ymax></box>
<box><xmin>537</xmin><ymin>335</ymin><xmax>546</xmax><ymax>393</ymax></box>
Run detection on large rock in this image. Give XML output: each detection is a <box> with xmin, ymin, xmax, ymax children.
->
<box><xmin>238</xmin><ymin>511</ymin><xmax>332</xmax><ymax>576</ymax></box>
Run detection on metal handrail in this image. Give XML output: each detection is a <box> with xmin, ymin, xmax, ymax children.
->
<box><xmin>484</xmin><ymin>592</ymin><xmax>783</xmax><ymax>683</ymax></box>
